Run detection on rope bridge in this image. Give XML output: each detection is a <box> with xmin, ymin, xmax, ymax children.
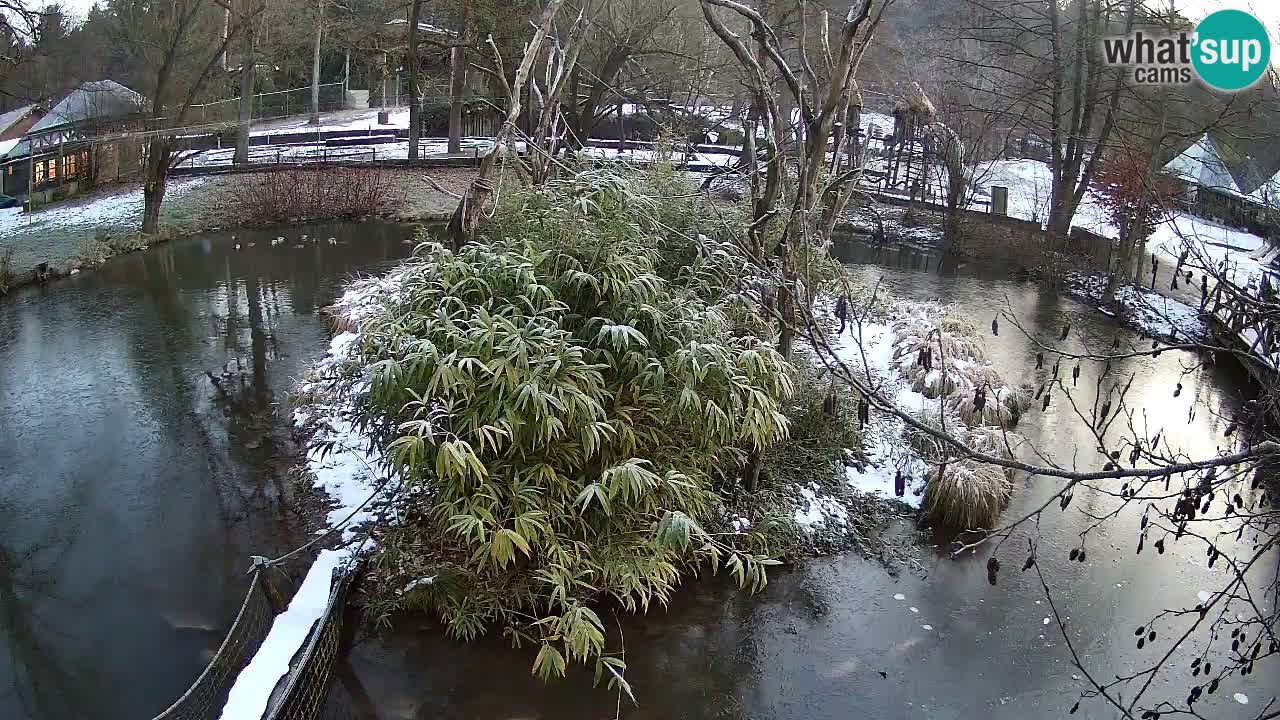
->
<box><xmin>149</xmin><ymin>556</ymin><xmax>359</xmax><ymax>720</ymax></box>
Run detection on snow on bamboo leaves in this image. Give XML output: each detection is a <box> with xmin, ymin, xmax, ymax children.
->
<box><xmin>345</xmin><ymin>182</ymin><xmax>793</xmax><ymax>685</ymax></box>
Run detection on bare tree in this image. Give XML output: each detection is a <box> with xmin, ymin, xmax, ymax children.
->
<box><xmin>447</xmin><ymin>0</ymin><xmax>566</xmax><ymax>248</ymax></box>
<box><xmin>934</xmin><ymin>0</ymin><xmax>1137</xmax><ymax>246</ymax></box>
<box><xmin>309</xmin><ymin>0</ymin><xmax>325</xmax><ymax>125</ymax></box>
<box><xmin>406</xmin><ymin>0</ymin><xmax>423</xmax><ymax>157</ymax></box>
<box><xmin>103</xmin><ymin>0</ymin><xmax>261</xmax><ymax>233</ymax></box>
<box><xmin>234</xmin><ymin>1</ymin><xmax>258</xmax><ymax>164</ymax></box>
<box><xmin>701</xmin><ymin>0</ymin><xmax>890</xmax><ymax>358</ymax></box>
<box><xmin>448</xmin><ymin>0</ymin><xmax>472</xmax><ymax>154</ymax></box>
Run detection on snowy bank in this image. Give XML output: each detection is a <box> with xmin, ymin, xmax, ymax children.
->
<box><xmin>831</xmin><ymin>321</ymin><xmax>929</xmax><ymax>508</ymax></box>
<box><xmin>1067</xmin><ymin>272</ymin><xmax>1209</xmax><ymax>343</ymax></box>
<box><xmin>970</xmin><ymin>158</ymin><xmax>1275</xmax><ymax>288</ymax></box>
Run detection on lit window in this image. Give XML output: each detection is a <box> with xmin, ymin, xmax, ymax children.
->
<box><xmin>68</xmin><ymin>154</ymin><xmax>76</xmax><ymax>175</ymax></box>
<box><xmin>48</xmin><ymin>159</ymin><xmax>57</xmax><ymax>180</ymax></box>
<box><xmin>34</xmin><ymin>163</ymin><xmax>44</xmax><ymax>184</ymax></box>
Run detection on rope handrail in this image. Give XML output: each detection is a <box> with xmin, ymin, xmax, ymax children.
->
<box><xmin>149</xmin><ymin>567</ymin><xmax>272</xmax><ymax>720</ymax></box>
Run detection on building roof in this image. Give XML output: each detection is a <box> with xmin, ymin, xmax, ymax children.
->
<box><xmin>1162</xmin><ymin>133</ymin><xmax>1243</xmax><ymax>196</ymax></box>
<box><xmin>0</xmin><ymin>104</ymin><xmax>38</xmax><ymax>136</ymax></box>
<box><xmin>29</xmin><ymin>80</ymin><xmax>145</xmax><ymax>135</ymax></box>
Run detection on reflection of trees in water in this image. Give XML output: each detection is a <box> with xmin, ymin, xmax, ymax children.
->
<box><xmin>0</xmin><ymin>501</ymin><xmax>102</xmax><ymax>720</ymax></box>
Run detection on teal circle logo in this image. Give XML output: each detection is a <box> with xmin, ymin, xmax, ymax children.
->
<box><xmin>1193</xmin><ymin>9</ymin><xmax>1271</xmax><ymax>91</ymax></box>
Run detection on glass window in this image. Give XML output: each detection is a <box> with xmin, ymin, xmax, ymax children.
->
<box><xmin>34</xmin><ymin>162</ymin><xmax>44</xmax><ymax>184</ymax></box>
<box><xmin>48</xmin><ymin>159</ymin><xmax>57</xmax><ymax>180</ymax></box>
<box><xmin>68</xmin><ymin>154</ymin><xmax>76</xmax><ymax>176</ymax></box>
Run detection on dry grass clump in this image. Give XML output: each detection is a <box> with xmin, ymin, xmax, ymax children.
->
<box><xmin>921</xmin><ymin>424</ymin><xmax>1019</xmax><ymax>528</ymax></box>
<box><xmin>948</xmin><ymin>383</ymin><xmax>1032</xmax><ymax>427</ymax></box>
<box><xmin>924</xmin><ymin>460</ymin><xmax>1013</xmax><ymax>529</ymax></box>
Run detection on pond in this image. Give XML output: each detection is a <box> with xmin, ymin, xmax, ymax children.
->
<box><xmin>1</xmin><ymin>226</ymin><xmax>1273</xmax><ymax>720</ymax></box>
<box><xmin>328</xmin><ymin>238</ymin><xmax>1277</xmax><ymax>719</ymax></box>
<box><xmin>0</xmin><ymin>221</ymin><xmax>417</xmax><ymax>720</ymax></box>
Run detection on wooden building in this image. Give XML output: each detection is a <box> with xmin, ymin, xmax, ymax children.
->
<box><xmin>0</xmin><ymin>81</ymin><xmax>147</xmax><ymax>207</ymax></box>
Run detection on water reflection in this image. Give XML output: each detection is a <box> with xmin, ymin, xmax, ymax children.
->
<box><xmin>0</xmin><ymin>221</ymin><xmax>415</xmax><ymax>719</ymax></box>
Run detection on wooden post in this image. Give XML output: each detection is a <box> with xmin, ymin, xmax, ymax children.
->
<box><xmin>616</xmin><ymin>99</ymin><xmax>625</xmax><ymax>154</ymax></box>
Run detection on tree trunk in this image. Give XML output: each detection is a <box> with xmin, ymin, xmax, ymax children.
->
<box><xmin>407</xmin><ymin>0</ymin><xmax>423</xmax><ymax>159</ymax></box>
<box><xmin>234</xmin><ymin>18</ymin><xmax>257</xmax><ymax>165</ymax></box>
<box><xmin>309</xmin><ymin>0</ymin><xmax>323</xmax><ymax>125</ymax></box>
<box><xmin>448</xmin><ymin>0</ymin><xmax>470</xmax><ymax>154</ymax></box>
<box><xmin>142</xmin><ymin>137</ymin><xmax>171</xmax><ymax>235</ymax></box>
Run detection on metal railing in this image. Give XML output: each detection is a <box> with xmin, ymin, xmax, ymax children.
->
<box><xmin>187</xmin><ymin>84</ymin><xmax>348</xmax><ymax>127</ymax></box>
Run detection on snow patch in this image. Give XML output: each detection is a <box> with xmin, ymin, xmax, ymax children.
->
<box><xmin>1068</xmin><ymin>272</ymin><xmax>1208</xmax><ymax>343</ymax></box>
<box><xmin>833</xmin><ymin>322</ymin><xmax>928</xmax><ymax>507</ymax></box>
<box><xmin>217</xmin><ymin>549</ymin><xmax>345</xmax><ymax>720</ymax></box>
<box><xmin>793</xmin><ymin>483</ymin><xmax>849</xmax><ymax>528</ymax></box>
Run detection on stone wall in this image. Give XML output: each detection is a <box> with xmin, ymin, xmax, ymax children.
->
<box><xmin>863</xmin><ymin>191</ymin><xmax>1115</xmax><ymax>272</ymax></box>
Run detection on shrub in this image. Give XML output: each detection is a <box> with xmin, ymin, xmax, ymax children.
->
<box><xmin>225</xmin><ymin>166</ymin><xmax>403</xmax><ymax>225</ymax></box>
<box><xmin>74</xmin><ymin>229</ymin><xmax>154</xmax><ymax>266</ymax></box>
<box><xmin>347</xmin><ymin>170</ymin><xmax>791</xmax><ymax>685</ymax></box>
<box><xmin>924</xmin><ymin>459</ymin><xmax>1012</xmax><ymax>528</ymax></box>
<box><xmin>0</xmin><ymin>247</ymin><xmax>12</xmax><ymax>294</ymax></box>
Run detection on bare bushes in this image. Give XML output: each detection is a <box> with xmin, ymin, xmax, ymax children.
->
<box><xmin>226</xmin><ymin>165</ymin><xmax>403</xmax><ymax>225</ymax></box>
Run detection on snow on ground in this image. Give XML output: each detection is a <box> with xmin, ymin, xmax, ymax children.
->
<box><xmin>579</xmin><ymin>146</ymin><xmax>738</xmax><ymax>168</ymax></box>
<box><xmin>1067</xmin><ymin>272</ymin><xmax>1209</xmax><ymax>343</ymax></box>
<box><xmin>179</xmin><ymin>137</ymin><xmax>493</xmax><ymax>169</ymax></box>
<box><xmin>0</xmin><ymin>177</ymin><xmax>214</xmax><ymax>273</ymax></box>
<box><xmin>832</xmin><ymin>322</ymin><xmax>929</xmax><ymax>508</ymax></box>
<box><xmin>0</xmin><ymin>177</ymin><xmax>211</xmax><ymax>239</ymax></box>
<box><xmin>250</xmin><ymin>107</ymin><xmax>412</xmax><ymax>136</ymax></box>
<box><xmin>219</xmin><ymin>275</ymin><xmax>406</xmax><ymax>720</ymax></box>
<box><xmin>793</xmin><ymin>483</ymin><xmax>850</xmax><ymax>527</ymax></box>
<box><xmin>1147</xmin><ymin>212</ymin><xmax>1272</xmax><ymax>285</ymax></box>
<box><xmin>971</xmin><ymin>158</ymin><xmax>1277</xmax><ymax>289</ymax></box>
<box><xmin>969</xmin><ymin>159</ymin><xmax>1117</xmax><ymax>237</ymax></box>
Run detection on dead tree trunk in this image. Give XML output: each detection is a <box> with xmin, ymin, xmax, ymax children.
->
<box><xmin>447</xmin><ymin>0</ymin><xmax>566</xmax><ymax>249</ymax></box>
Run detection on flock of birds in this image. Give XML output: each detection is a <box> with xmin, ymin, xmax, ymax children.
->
<box><xmin>232</xmin><ymin>232</ymin><xmax>339</xmax><ymax>251</ymax></box>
